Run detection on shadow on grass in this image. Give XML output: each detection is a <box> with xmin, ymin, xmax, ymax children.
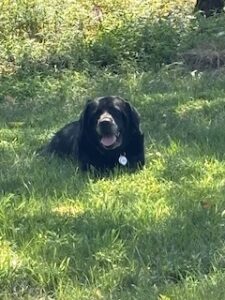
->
<box><xmin>2</xmin><ymin>188</ymin><xmax>225</xmax><ymax>296</ymax></box>
<box><xmin>0</xmin><ymin>155</ymin><xmax>89</xmax><ymax>199</ymax></box>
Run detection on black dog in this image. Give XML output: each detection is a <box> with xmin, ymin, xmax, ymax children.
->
<box><xmin>40</xmin><ymin>96</ymin><xmax>145</xmax><ymax>172</ymax></box>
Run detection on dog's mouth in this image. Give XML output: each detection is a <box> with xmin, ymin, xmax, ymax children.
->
<box><xmin>100</xmin><ymin>132</ymin><xmax>122</xmax><ymax>149</ymax></box>
<box><xmin>96</xmin><ymin>112</ymin><xmax>122</xmax><ymax>150</ymax></box>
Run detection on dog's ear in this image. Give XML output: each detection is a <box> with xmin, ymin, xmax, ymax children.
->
<box><xmin>125</xmin><ymin>101</ymin><xmax>141</xmax><ymax>134</ymax></box>
<box><xmin>78</xmin><ymin>99</ymin><xmax>94</xmax><ymax>136</ymax></box>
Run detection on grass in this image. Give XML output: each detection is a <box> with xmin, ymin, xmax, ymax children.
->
<box><xmin>2</xmin><ymin>68</ymin><xmax>225</xmax><ymax>299</ymax></box>
<box><xmin>1</xmin><ymin>0</ymin><xmax>225</xmax><ymax>299</ymax></box>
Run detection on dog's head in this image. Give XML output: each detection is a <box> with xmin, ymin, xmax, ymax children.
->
<box><xmin>79</xmin><ymin>96</ymin><xmax>141</xmax><ymax>151</ymax></box>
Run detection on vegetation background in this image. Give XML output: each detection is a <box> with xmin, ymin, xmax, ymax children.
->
<box><xmin>1</xmin><ymin>0</ymin><xmax>225</xmax><ymax>299</ymax></box>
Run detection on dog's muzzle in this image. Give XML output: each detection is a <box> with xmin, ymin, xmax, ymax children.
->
<box><xmin>96</xmin><ymin>112</ymin><xmax>121</xmax><ymax>149</ymax></box>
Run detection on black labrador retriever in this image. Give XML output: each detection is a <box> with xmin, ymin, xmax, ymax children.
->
<box><xmin>40</xmin><ymin>96</ymin><xmax>145</xmax><ymax>172</ymax></box>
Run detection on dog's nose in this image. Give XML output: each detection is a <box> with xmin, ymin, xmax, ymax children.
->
<box><xmin>97</xmin><ymin>112</ymin><xmax>118</xmax><ymax>135</ymax></box>
<box><xmin>97</xmin><ymin>114</ymin><xmax>114</xmax><ymax>130</ymax></box>
<box><xmin>98</xmin><ymin>119</ymin><xmax>113</xmax><ymax>133</ymax></box>
<box><xmin>97</xmin><ymin>116</ymin><xmax>117</xmax><ymax>136</ymax></box>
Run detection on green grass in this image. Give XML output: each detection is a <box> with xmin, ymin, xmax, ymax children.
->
<box><xmin>2</xmin><ymin>68</ymin><xmax>225</xmax><ymax>299</ymax></box>
<box><xmin>1</xmin><ymin>0</ymin><xmax>225</xmax><ymax>299</ymax></box>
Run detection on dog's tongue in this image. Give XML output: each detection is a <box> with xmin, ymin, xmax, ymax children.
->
<box><xmin>101</xmin><ymin>135</ymin><xmax>116</xmax><ymax>147</ymax></box>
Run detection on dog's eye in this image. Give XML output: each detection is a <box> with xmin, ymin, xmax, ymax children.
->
<box><xmin>110</xmin><ymin>107</ymin><xmax>122</xmax><ymax>117</ymax></box>
<box><xmin>114</xmin><ymin>106</ymin><xmax>121</xmax><ymax>112</ymax></box>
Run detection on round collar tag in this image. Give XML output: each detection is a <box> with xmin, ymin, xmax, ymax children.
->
<box><xmin>118</xmin><ymin>155</ymin><xmax>128</xmax><ymax>166</ymax></box>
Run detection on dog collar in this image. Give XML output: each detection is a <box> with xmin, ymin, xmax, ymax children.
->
<box><xmin>118</xmin><ymin>154</ymin><xmax>128</xmax><ymax>166</ymax></box>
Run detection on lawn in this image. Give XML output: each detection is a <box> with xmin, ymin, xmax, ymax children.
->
<box><xmin>1</xmin><ymin>1</ymin><xmax>225</xmax><ymax>299</ymax></box>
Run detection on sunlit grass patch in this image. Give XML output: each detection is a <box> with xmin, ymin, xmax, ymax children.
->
<box><xmin>52</xmin><ymin>202</ymin><xmax>85</xmax><ymax>217</ymax></box>
<box><xmin>0</xmin><ymin>240</ymin><xmax>22</xmax><ymax>270</ymax></box>
<box><xmin>151</xmin><ymin>199</ymin><xmax>172</xmax><ymax>221</ymax></box>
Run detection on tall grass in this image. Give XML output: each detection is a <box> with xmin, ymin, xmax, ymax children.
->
<box><xmin>0</xmin><ymin>0</ymin><xmax>195</xmax><ymax>75</ymax></box>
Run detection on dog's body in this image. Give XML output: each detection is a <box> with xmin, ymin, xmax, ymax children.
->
<box><xmin>41</xmin><ymin>96</ymin><xmax>144</xmax><ymax>171</ymax></box>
